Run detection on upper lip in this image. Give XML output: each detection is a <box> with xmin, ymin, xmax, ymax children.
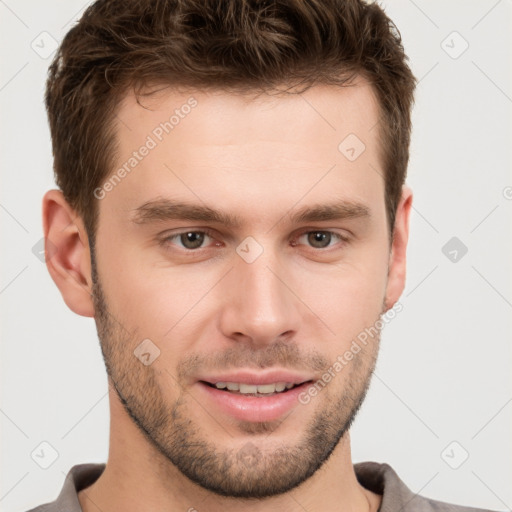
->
<box><xmin>197</xmin><ymin>370</ymin><xmax>314</xmax><ymax>386</ymax></box>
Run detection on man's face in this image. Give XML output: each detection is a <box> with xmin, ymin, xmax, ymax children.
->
<box><xmin>92</xmin><ymin>81</ymin><xmax>396</xmax><ymax>497</ymax></box>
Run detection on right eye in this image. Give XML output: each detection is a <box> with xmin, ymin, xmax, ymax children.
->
<box><xmin>160</xmin><ymin>228</ymin><xmax>222</xmax><ymax>251</ymax></box>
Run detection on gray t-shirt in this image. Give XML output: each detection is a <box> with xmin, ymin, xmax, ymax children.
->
<box><xmin>26</xmin><ymin>461</ymin><xmax>499</xmax><ymax>512</ymax></box>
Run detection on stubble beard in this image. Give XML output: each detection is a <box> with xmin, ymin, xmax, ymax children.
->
<box><xmin>90</xmin><ymin>253</ymin><xmax>380</xmax><ymax>498</ymax></box>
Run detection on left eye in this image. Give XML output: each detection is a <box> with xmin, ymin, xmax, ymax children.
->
<box><xmin>295</xmin><ymin>231</ymin><xmax>346</xmax><ymax>249</ymax></box>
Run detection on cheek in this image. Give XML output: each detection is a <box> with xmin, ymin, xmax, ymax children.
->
<box><xmin>109</xmin><ymin>272</ymin><xmax>185</xmax><ymax>335</ymax></box>
<box><xmin>295</xmin><ymin>248</ymin><xmax>389</xmax><ymax>327</ymax></box>
<box><xmin>291</xmin><ymin>251</ymin><xmax>389</xmax><ymax>382</ymax></box>
<box><xmin>100</xmin><ymin>250</ymin><xmax>224</xmax><ymax>348</ymax></box>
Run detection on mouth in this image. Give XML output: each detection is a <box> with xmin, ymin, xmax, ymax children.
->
<box><xmin>200</xmin><ymin>380</ymin><xmax>311</xmax><ymax>397</ymax></box>
<box><xmin>195</xmin><ymin>373</ymin><xmax>315</xmax><ymax>422</ymax></box>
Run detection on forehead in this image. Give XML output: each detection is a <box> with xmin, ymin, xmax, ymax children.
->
<box><xmin>103</xmin><ymin>80</ymin><xmax>384</xmax><ymax>227</ymax></box>
<box><xmin>116</xmin><ymin>79</ymin><xmax>380</xmax><ymax>147</ymax></box>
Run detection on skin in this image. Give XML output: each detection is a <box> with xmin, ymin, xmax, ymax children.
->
<box><xmin>44</xmin><ymin>79</ymin><xmax>412</xmax><ymax>512</ymax></box>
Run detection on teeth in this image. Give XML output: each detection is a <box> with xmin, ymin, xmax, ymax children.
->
<box><xmin>240</xmin><ymin>383</ymin><xmax>258</xmax><ymax>394</ymax></box>
<box><xmin>214</xmin><ymin>381</ymin><xmax>294</xmax><ymax>394</ymax></box>
<box><xmin>255</xmin><ymin>384</ymin><xmax>276</xmax><ymax>394</ymax></box>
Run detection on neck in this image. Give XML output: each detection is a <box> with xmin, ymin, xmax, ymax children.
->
<box><xmin>78</xmin><ymin>391</ymin><xmax>381</xmax><ymax>512</ymax></box>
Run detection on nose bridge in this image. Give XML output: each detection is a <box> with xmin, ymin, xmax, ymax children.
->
<box><xmin>220</xmin><ymin>241</ymin><xmax>300</xmax><ymax>343</ymax></box>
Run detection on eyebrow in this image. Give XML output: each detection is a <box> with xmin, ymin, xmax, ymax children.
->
<box><xmin>131</xmin><ymin>198</ymin><xmax>371</xmax><ymax>227</ymax></box>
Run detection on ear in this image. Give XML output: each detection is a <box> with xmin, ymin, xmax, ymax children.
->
<box><xmin>42</xmin><ymin>189</ymin><xmax>95</xmax><ymax>317</ymax></box>
<box><xmin>384</xmin><ymin>186</ymin><xmax>413</xmax><ymax>311</ymax></box>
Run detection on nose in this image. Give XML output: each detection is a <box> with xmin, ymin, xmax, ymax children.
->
<box><xmin>218</xmin><ymin>245</ymin><xmax>302</xmax><ymax>348</ymax></box>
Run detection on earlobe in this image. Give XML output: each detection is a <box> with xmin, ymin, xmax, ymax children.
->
<box><xmin>384</xmin><ymin>186</ymin><xmax>413</xmax><ymax>311</ymax></box>
<box><xmin>42</xmin><ymin>189</ymin><xmax>95</xmax><ymax>317</ymax></box>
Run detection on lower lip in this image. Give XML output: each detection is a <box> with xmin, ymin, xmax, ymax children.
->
<box><xmin>196</xmin><ymin>382</ymin><xmax>311</xmax><ymax>423</ymax></box>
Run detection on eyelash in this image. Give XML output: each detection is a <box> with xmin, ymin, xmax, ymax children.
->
<box><xmin>160</xmin><ymin>229</ymin><xmax>349</xmax><ymax>252</ymax></box>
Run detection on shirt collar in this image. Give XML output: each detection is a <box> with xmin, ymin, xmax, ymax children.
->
<box><xmin>37</xmin><ymin>461</ymin><xmax>425</xmax><ymax>512</ymax></box>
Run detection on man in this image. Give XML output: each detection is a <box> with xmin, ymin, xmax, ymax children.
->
<box><xmin>27</xmin><ymin>0</ymin><xmax>498</xmax><ymax>511</ymax></box>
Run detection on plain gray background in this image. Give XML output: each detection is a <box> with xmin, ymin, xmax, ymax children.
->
<box><xmin>1</xmin><ymin>1</ymin><xmax>511</xmax><ymax>511</ymax></box>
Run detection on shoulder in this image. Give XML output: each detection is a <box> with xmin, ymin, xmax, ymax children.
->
<box><xmin>354</xmin><ymin>461</ymin><xmax>502</xmax><ymax>512</ymax></box>
<box><xmin>24</xmin><ymin>463</ymin><xmax>105</xmax><ymax>512</ymax></box>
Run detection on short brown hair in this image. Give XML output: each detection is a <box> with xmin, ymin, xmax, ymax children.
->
<box><xmin>45</xmin><ymin>0</ymin><xmax>416</xmax><ymax>239</ymax></box>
